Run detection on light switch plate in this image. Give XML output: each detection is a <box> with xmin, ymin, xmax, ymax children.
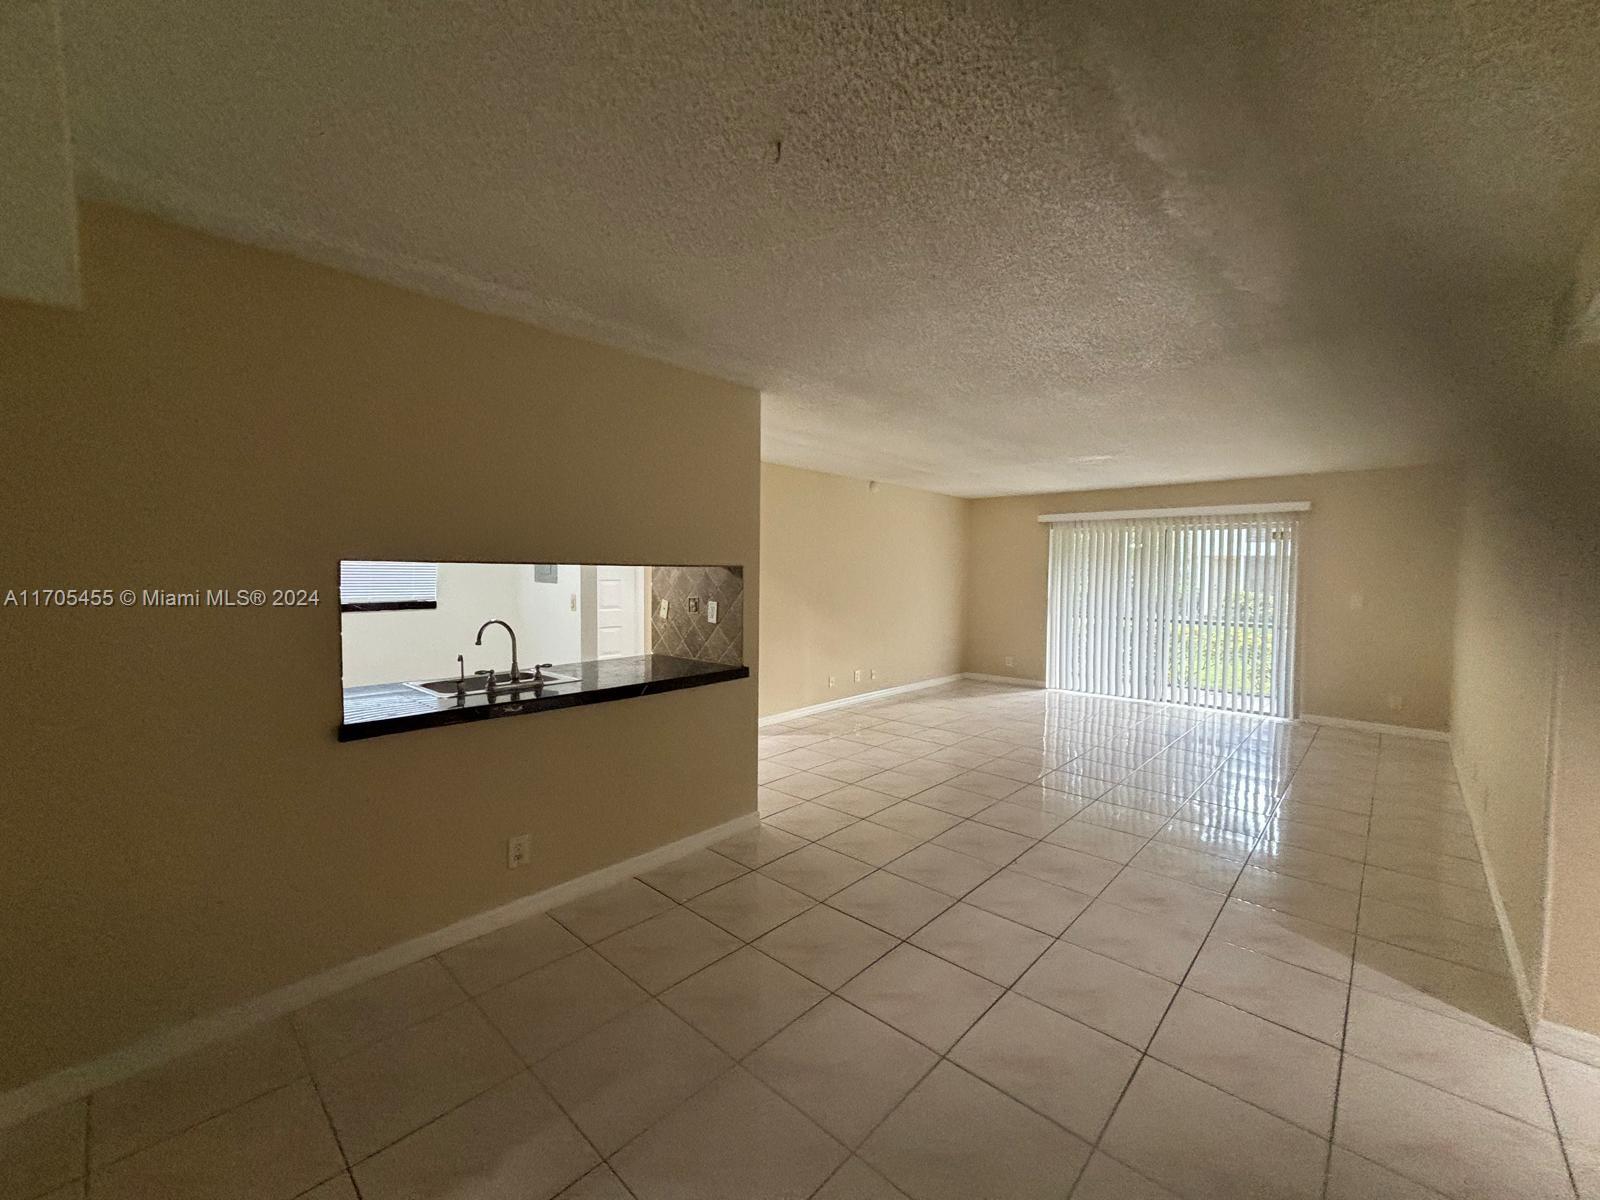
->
<box><xmin>706</xmin><ymin>599</ymin><xmax>718</xmax><ymax>623</ymax></box>
<box><xmin>658</xmin><ymin>598</ymin><xmax>669</xmax><ymax>619</ymax></box>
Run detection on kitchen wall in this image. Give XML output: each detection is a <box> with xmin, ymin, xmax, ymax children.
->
<box><xmin>964</xmin><ymin>465</ymin><xmax>1459</xmax><ymax>731</ymax></box>
<box><xmin>0</xmin><ymin>203</ymin><xmax>760</xmax><ymax>1092</ymax></box>
<box><xmin>339</xmin><ymin>562</ymin><xmax>582</xmax><ymax>687</ymax></box>
<box><xmin>759</xmin><ymin>463</ymin><xmax>967</xmax><ymax>716</ymax></box>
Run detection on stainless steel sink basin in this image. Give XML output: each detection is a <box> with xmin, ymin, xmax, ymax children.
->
<box><xmin>405</xmin><ymin>670</ymin><xmax>579</xmax><ymax>697</ymax></box>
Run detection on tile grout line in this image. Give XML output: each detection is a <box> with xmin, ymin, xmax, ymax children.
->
<box><xmin>465</xmin><ymin>979</ymin><xmax>643</xmax><ymax>1200</ymax></box>
<box><xmin>284</xmin><ymin>1003</ymin><xmax>359</xmax><ymax>1200</ymax></box>
<box><xmin>1319</xmin><ymin>726</ymin><xmax>1377</xmax><ymax>1200</ymax></box>
<box><xmin>790</xmin><ymin>820</ymin><xmax>1090</xmax><ymax>1197</ymax></box>
<box><xmin>1065</xmin><ymin>759</ymin><xmax>1295</xmax><ymax>1192</ymax></box>
<box><xmin>65</xmin><ymin>691</ymin><xmax>1460</xmax><ymax>1200</ymax></box>
<box><xmin>1531</xmin><ymin>1046</ymin><xmax>1585</xmax><ymax>1199</ymax></box>
<box><xmin>769</xmin><ymin>704</ymin><xmax>1327</xmax><ymax>1197</ymax></box>
<box><xmin>512</xmin><ymin>706</ymin><xmax>1416</xmax><ymax>1193</ymax></box>
<box><xmin>82</xmin><ymin>1023</ymin><xmax>358</xmax><ymax>1189</ymax></box>
<box><xmin>1338</xmin><ymin>733</ymin><xmax>1553</xmax><ymax>1200</ymax></box>
<box><xmin>748</xmin><ymin>706</ymin><xmax>1266</xmax><ymax>1195</ymax></box>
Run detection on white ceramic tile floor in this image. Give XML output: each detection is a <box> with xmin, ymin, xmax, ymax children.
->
<box><xmin>7</xmin><ymin>683</ymin><xmax>1587</xmax><ymax>1199</ymax></box>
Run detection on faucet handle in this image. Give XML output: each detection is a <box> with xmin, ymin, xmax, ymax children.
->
<box><xmin>533</xmin><ymin>662</ymin><xmax>554</xmax><ymax>681</ymax></box>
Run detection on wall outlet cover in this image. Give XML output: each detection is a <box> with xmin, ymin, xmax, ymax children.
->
<box><xmin>853</xmin><ymin>669</ymin><xmax>862</xmax><ymax>682</ymax></box>
<box><xmin>687</xmin><ymin>596</ymin><xmax>700</xmax><ymax>614</ymax></box>
<box><xmin>706</xmin><ymin>599</ymin><xmax>718</xmax><ymax>623</ymax></box>
<box><xmin>658</xmin><ymin>598</ymin><xmax>669</xmax><ymax>619</ymax></box>
<box><xmin>507</xmin><ymin>834</ymin><xmax>531</xmax><ymax>869</ymax></box>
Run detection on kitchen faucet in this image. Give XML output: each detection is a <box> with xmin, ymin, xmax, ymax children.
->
<box><xmin>475</xmin><ymin>619</ymin><xmax>519</xmax><ymax>682</ymax></box>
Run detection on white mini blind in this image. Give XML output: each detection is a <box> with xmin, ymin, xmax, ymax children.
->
<box><xmin>1044</xmin><ymin>511</ymin><xmax>1301</xmax><ymax>716</ymax></box>
<box><xmin>339</xmin><ymin>560</ymin><xmax>439</xmax><ymax>608</ymax></box>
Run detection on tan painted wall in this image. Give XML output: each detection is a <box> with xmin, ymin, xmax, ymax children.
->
<box><xmin>1450</xmin><ymin>330</ymin><xmax>1600</xmax><ymax>1036</ymax></box>
<box><xmin>1539</xmin><ymin>300</ymin><xmax>1600</xmax><ymax>1037</ymax></box>
<box><xmin>1449</xmin><ymin>481</ymin><xmax>1560</xmax><ymax>999</ymax></box>
<box><xmin>0</xmin><ymin>204</ymin><xmax>760</xmax><ymax>1091</ymax></box>
<box><xmin>963</xmin><ymin>465</ymin><xmax>1459</xmax><ymax>731</ymax></box>
<box><xmin>1545</xmin><ymin>588</ymin><xmax>1600</xmax><ymax>1034</ymax></box>
<box><xmin>759</xmin><ymin>464</ymin><xmax>966</xmax><ymax>716</ymax></box>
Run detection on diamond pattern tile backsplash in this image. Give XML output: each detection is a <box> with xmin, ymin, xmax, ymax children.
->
<box><xmin>650</xmin><ymin>566</ymin><xmax>744</xmax><ymax>666</ymax></box>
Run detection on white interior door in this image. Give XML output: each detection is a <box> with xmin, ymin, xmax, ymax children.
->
<box><xmin>594</xmin><ymin>566</ymin><xmax>646</xmax><ymax>658</ymax></box>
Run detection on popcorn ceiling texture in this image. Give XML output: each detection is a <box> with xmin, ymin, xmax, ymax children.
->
<box><xmin>57</xmin><ymin>0</ymin><xmax>1600</xmax><ymax>495</ymax></box>
<box><xmin>650</xmin><ymin>566</ymin><xmax>745</xmax><ymax>667</ymax></box>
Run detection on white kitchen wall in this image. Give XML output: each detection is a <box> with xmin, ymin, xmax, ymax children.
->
<box><xmin>340</xmin><ymin>562</ymin><xmax>582</xmax><ymax>686</ymax></box>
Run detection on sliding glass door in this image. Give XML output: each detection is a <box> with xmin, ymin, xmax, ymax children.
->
<box><xmin>1044</xmin><ymin>509</ymin><xmax>1301</xmax><ymax>716</ymax></box>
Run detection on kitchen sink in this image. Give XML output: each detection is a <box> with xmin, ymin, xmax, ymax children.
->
<box><xmin>406</xmin><ymin>669</ymin><xmax>580</xmax><ymax>697</ymax></box>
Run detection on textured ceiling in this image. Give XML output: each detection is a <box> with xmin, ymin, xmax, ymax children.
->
<box><xmin>58</xmin><ymin>1</ymin><xmax>1600</xmax><ymax>496</ymax></box>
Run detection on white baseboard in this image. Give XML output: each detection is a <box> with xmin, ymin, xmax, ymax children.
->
<box><xmin>1300</xmin><ymin>713</ymin><xmax>1451</xmax><ymax>741</ymax></box>
<box><xmin>0</xmin><ymin>810</ymin><xmax>758</xmax><ymax>1130</ymax></box>
<box><xmin>1535</xmin><ymin>1019</ymin><xmax>1600</xmax><ymax>1069</ymax></box>
<box><xmin>961</xmin><ymin>673</ymin><xmax>1047</xmax><ymax>688</ymax></box>
<box><xmin>758</xmin><ymin>674</ymin><xmax>964</xmax><ymax>726</ymax></box>
<box><xmin>1451</xmin><ymin>737</ymin><xmax>1542</xmax><ymax>1038</ymax></box>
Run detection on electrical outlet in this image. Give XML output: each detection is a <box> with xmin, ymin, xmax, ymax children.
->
<box><xmin>869</xmin><ymin>668</ymin><xmax>877</xmax><ymax>680</ymax></box>
<box><xmin>853</xmin><ymin>669</ymin><xmax>862</xmax><ymax>683</ymax></box>
<box><xmin>828</xmin><ymin>675</ymin><xmax>836</xmax><ymax>688</ymax></box>
<box><xmin>1004</xmin><ymin>655</ymin><xmax>1015</xmax><ymax>668</ymax></box>
<box><xmin>687</xmin><ymin>596</ymin><xmax>700</xmax><ymax>614</ymax></box>
<box><xmin>658</xmin><ymin>598</ymin><xmax>669</xmax><ymax>619</ymax></box>
<box><xmin>507</xmin><ymin>834</ymin><xmax>531</xmax><ymax>869</ymax></box>
<box><xmin>706</xmin><ymin>599</ymin><xmax>718</xmax><ymax>623</ymax></box>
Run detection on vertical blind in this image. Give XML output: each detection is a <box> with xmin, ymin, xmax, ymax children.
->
<box><xmin>1044</xmin><ymin>510</ymin><xmax>1302</xmax><ymax>716</ymax></box>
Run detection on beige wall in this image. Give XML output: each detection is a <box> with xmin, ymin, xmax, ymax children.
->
<box><xmin>1449</xmin><ymin>481</ymin><xmax>1560</xmax><ymax>999</ymax></box>
<box><xmin>759</xmin><ymin>464</ymin><xmax>966</xmax><ymax>716</ymax></box>
<box><xmin>1539</xmin><ymin>313</ymin><xmax>1600</xmax><ymax>1038</ymax></box>
<box><xmin>1546</xmin><ymin>588</ymin><xmax>1600</xmax><ymax>1034</ymax></box>
<box><xmin>963</xmin><ymin>466</ymin><xmax>1459</xmax><ymax>731</ymax></box>
<box><xmin>0</xmin><ymin>204</ymin><xmax>760</xmax><ymax>1091</ymax></box>
<box><xmin>1450</xmin><ymin>332</ymin><xmax>1600</xmax><ymax>1037</ymax></box>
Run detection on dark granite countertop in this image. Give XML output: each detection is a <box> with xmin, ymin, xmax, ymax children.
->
<box><xmin>339</xmin><ymin>654</ymin><xmax>747</xmax><ymax>741</ymax></box>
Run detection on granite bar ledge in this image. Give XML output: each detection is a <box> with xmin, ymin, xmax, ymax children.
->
<box><xmin>339</xmin><ymin>653</ymin><xmax>748</xmax><ymax>741</ymax></box>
